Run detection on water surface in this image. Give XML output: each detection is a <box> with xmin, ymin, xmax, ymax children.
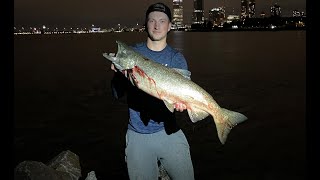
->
<box><xmin>14</xmin><ymin>31</ymin><xmax>306</xmax><ymax>180</ymax></box>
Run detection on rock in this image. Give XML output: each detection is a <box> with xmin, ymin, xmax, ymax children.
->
<box><xmin>14</xmin><ymin>150</ymin><xmax>81</xmax><ymax>180</ymax></box>
<box><xmin>47</xmin><ymin>150</ymin><xmax>82</xmax><ymax>179</ymax></box>
<box><xmin>14</xmin><ymin>161</ymin><xmax>75</xmax><ymax>180</ymax></box>
<box><xmin>85</xmin><ymin>171</ymin><xmax>97</xmax><ymax>180</ymax></box>
<box><xmin>14</xmin><ymin>149</ymin><xmax>171</xmax><ymax>180</ymax></box>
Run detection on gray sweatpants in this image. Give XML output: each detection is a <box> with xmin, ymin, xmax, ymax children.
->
<box><xmin>125</xmin><ymin>129</ymin><xmax>195</xmax><ymax>180</ymax></box>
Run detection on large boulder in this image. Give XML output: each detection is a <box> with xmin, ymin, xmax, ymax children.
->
<box><xmin>14</xmin><ymin>149</ymin><xmax>170</xmax><ymax>180</ymax></box>
<box><xmin>47</xmin><ymin>150</ymin><xmax>81</xmax><ymax>179</ymax></box>
<box><xmin>14</xmin><ymin>150</ymin><xmax>81</xmax><ymax>180</ymax></box>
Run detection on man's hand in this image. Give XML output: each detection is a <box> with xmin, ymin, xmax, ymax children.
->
<box><xmin>109</xmin><ymin>52</ymin><xmax>128</xmax><ymax>78</ymax></box>
<box><xmin>109</xmin><ymin>51</ymin><xmax>186</xmax><ymax>111</ymax></box>
<box><xmin>174</xmin><ymin>102</ymin><xmax>187</xmax><ymax>112</ymax></box>
<box><xmin>109</xmin><ymin>53</ymin><xmax>117</xmax><ymax>72</ymax></box>
<box><xmin>111</xmin><ymin>63</ymin><xmax>117</xmax><ymax>72</ymax></box>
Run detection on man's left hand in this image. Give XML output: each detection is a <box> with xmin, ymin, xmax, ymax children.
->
<box><xmin>174</xmin><ymin>103</ymin><xmax>187</xmax><ymax>112</ymax></box>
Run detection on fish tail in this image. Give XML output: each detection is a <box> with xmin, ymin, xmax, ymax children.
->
<box><xmin>215</xmin><ymin>108</ymin><xmax>247</xmax><ymax>144</ymax></box>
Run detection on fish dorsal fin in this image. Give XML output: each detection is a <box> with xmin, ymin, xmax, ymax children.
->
<box><xmin>163</xmin><ymin>99</ymin><xmax>175</xmax><ymax>113</ymax></box>
<box><xmin>172</xmin><ymin>68</ymin><xmax>191</xmax><ymax>80</ymax></box>
<box><xmin>187</xmin><ymin>107</ymin><xmax>210</xmax><ymax>123</ymax></box>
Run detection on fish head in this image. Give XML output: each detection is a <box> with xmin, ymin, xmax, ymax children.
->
<box><xmin>102</xmin><ymin>41</ymin><xmax>138</xmax><ymax>71</ymax></box>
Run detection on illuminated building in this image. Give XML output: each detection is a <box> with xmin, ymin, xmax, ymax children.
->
<box><xmin>241</xmin><ymin>0</ymin><xmax>256</xmax><ymax>18</ymax></box>
<box><xmin>172</xmin><ymin>0</ymin><xmax>184</xmax><ymax>29</ymax></box>
<box><xmin>192</xmin><ymin>0</ymin><xmax>204</xmax><ymax>24</ymax></box>
<box><xmin>292</xmin><ymin>10</ymin><xmax>300</xmax><ymax>17</ymax></box>
<box><xmin>240</xmin><ymin>0</ymin><xmax>249</xmax><ymax>19</ymax></box>
<box><xmin>248</xmin><ymin>0</ymin><xmax>256</xmax><ymax>18</ymax></box>
<box><xmin>209</xmin><ymin>7</ymin><xmax>226</xmax><ymax>26</ymax></box>
<box><xmin>226</xmin><ymin>15</ymin><xmax>240</xmax><ymax>23</ymax></box>
<box><xmin>271</xmin><ymin>3</ymin><xmax>281</xmax><ymax>17</ymax></box>
<box><xmin>293</xmin><ymin>10</ymin><xmax>305</xmax><ymax>17</ymax></box>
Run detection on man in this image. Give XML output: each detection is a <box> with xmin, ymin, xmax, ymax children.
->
<box><xmin>110</xmin><ymin>2</ymin><xmax>195</xmax><ymax>180</ymax></box>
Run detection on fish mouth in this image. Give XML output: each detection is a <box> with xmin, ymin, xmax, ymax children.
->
<box><xmin>102</xmin><ymin>41</ymin><xmax>123</xmax><ymax>62</ymax></box>
<box><xmin>102</xmin><ymin>52</ymin><xmax>117</xmax><ymax>62</ymax></box>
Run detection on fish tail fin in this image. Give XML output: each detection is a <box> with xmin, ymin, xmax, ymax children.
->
<box><xmin>215</xmin><ymin>108</ymin><xmax>247</xmax><ymax>144</ymax></box>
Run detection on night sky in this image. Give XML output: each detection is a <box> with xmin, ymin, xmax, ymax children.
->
<box><xmin>14</xmin><ymin>0</ymin><xmax>306</xmax><ymax>28</ymax></box>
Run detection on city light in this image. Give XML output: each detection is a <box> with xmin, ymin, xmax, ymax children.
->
<box><xmin>14</xmin><ymin>1</ymin><xmax>306</xmax><ymax>35</ymax></box>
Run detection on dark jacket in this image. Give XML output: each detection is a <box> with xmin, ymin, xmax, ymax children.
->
<box><xmin>111</xmin><ymin>71</ymin><xmax>180</xmax><ymax>135</ymax></box>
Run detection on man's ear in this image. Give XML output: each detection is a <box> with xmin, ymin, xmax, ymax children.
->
<box><xmin>168</xmin><ymin>22</ymin><xmax>172</xmax><ymax>32</ymax></box>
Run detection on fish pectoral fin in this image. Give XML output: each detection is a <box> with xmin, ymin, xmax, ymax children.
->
<box><xmin>172</xmin><ymin>68</ymin><xmax>191</xmax><ymax>80</ymax></box>
<box><xmin>163</xmin><ymin>99</ymin><xmax>175</xmax><ymax>113</ymax></box>
<box><xmin>187</xmin><ymin>107</ymin><xmax>210</xmax><ymax>123</ymax></box>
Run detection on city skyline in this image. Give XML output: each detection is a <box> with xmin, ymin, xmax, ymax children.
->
<box><xmin>14</xmin><ymin>0</ymin><xmax>306</xmax><ymax>28</ymax></box>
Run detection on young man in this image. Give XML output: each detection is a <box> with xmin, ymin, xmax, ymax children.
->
<box><xmin>111</xmin><ymin>2</ymin><xmax>195</xmax><ymax>180</ymax></box>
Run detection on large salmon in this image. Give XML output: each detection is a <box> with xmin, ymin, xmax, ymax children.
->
<box><xmin>103</xmin><ymin>41</ymin><xmax>247</xmax><ymax>144</ymax></box>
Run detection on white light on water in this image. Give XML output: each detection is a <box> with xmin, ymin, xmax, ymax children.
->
<box><xmin>270</xmin><ymin>25</ymin><xmax>276</xmax><ymax>29</ymax></box>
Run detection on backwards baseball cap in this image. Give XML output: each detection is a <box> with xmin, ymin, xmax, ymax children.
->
<box><xmin>145</xmin><ymin>2</ymin><xmax>172</xmax><ymax>22</ymax></box>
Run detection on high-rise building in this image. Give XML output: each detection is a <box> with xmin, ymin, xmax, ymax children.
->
<box><xmin>248</xmin><ymin>0</ymin><xmax>256</xmax><ymax>18</ymax></box>
<box><xmin>241</xmin><ymin>0</ymin><xmax>255</xmax><ymax>18</ymax></box>
<box><xmin>293</xmin><ymin>10</ymin><xmax>305</xmax><ymax>17</ymax></box>
<box><xmin>172</xmin><ymin>0</ymin><xmax>184</xmax><ymax>28</ymax></box>
<box><xmin>192</xmin><ymin>0</ymin><xmax>204</xmax><ymax>24</ymax></box>
<box><xmin>240</xmin><ymin>0</ymin><xmax>249</xmax><ymax>19</ymax></box>
<box><xmin>292</xmin><ymin>10</ymin><xmax>300</xmax><ymax>17</ymax></box>
<box><xmin>271</xmin><ymin>3</ymin><xmax>281</xmax><ymax>17</ymax></box>
<box><xmin>209</xmin><ymin>7</ymin><xmax>226</xmax><ymax>26</ymax></box>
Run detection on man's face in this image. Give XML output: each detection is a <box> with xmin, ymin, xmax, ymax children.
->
<box><xmin>147</xmin><ymin>11</ymin><xmax>171</xmax><ymax>41</ymax></box>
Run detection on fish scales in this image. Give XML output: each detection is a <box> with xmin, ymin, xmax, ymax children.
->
<box><xmin>103</xmin><ymin>41</ymin><xmax>248</xmax><ymax>144</ymax></box>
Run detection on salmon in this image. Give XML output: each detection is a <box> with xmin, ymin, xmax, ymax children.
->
<box><xmin>103</xmin><ymin>41</ymin><xmax>247</xmax><ymax>144</ymax></box>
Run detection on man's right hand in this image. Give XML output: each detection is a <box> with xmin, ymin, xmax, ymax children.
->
<box><xmin>111</xmin><ymin>63</ymin><xmax>118</xmax><ymax>72</ymax></box>
<box><xmin>107</xmin><ymin>52</ymin><xmax>127</xmax><ymax>77</ymax></box>
<box><xmin>111</xmin><ymin>63</ymin><xmax>128</xmax><ymax>78</ymax></box>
